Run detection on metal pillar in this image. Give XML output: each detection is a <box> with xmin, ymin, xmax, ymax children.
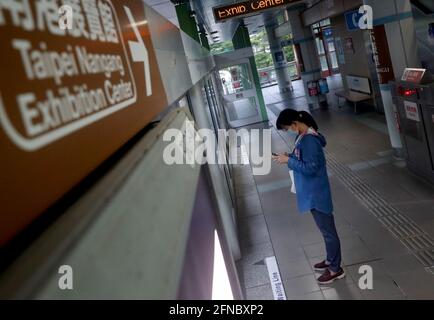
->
<box><xmin>287</xmin><ymin>8</ymin><xmax>328</xmax><ymax>110</ymax></box>
<box><xmin>264</xmin><ymin>13</ymin><xmax>293</xmax><ymax>93</ymax></box>
<box><xmin>232</xmin><ymin>24</ymin><xmax>269</xmax><ymax>122</ymax></box>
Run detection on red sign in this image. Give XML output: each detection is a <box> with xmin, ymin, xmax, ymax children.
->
<box><xmin>369</xmin><ymin>25</ymin><xmax>395</xmax><ymax>84</ymax></box>
<box><xmin>401</xmin><ymin>68</ymin><xmax>427</xmax><ymax>84</ymax></box>
<box><xmin>0</xmin><ymin>0</ymin><xmax>168</xmax><ymax>245</ymax></box>
<box><xmin>404</xmin><ymin>100</ymin><xmax>420</xmax><ymax>122</ymax></box>
<box><xmin>307</xmin><ymin>80</ymin><xmax>319</xmax><ymax>96</ymax></box>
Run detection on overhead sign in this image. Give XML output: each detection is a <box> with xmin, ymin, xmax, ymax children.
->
<box><xmin>0</xmin><ymin>0</ymin><xmax>168</xmax><ymax>245</ymax></box>
<box><xmin>345</xmin><ymin>10</ymin><xmax>363</xmax><ymax>31</ymax></box>
<box><xmin>213</xmin><ymin>0</ymin><xmax>302</xmax><ymax>23</ymax></box>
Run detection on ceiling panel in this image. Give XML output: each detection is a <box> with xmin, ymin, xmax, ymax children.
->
<box><xmin>143</xmin><ymin>0</ymin><xmax>179</xmax><ymax>27</ymax></box>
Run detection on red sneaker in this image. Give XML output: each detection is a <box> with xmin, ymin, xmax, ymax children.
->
<box><xmin>317</xmin><ymin>269</ymin><xmax>346</xmax><ymax>284</ymax></box>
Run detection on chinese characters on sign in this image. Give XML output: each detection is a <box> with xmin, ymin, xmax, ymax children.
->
<box><xmin>0</xmin><ymin>0</ymin><xmax>119</xmax><ymax>42</ymax></box>
<box><xmin>369</xmin><ymin>25</ymin><xmax>395</xmax><ymax>85</ymax></box>
<box><xmin>0</xmin><ymin>0</ymin><xmax>168</xmax><ymax>246</ymax></box>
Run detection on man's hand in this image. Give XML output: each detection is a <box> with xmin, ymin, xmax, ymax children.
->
<box><xmin>272</xmin><ymin>154</ymin><xmax>290</xmax><ymax>165</ymax></box>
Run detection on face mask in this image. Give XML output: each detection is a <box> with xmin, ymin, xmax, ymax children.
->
<box><xmin>287</xmin><ymin>130</ymin><xmax>298</xmax><ymax>137</ymax></box>
<box><xmin>287</xmin><ymin>130</ymin><xmax>299</xmax><ymax>142</ymax></box>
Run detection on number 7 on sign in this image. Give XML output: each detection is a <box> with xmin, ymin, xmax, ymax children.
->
<box><xmin>124</xmin><ymin>6</ymin><xmax>152</xmax><ymax>97</ymax></box>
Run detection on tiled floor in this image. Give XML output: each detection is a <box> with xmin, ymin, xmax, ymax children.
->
<box><xmin>234</xmin><ymin>76</ymin><xmax>434</xmax><ymax>300</ymax></box>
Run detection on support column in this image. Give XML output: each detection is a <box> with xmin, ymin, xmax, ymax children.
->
<box><xmin>264</xmin><ymin>14</ymin><xmax>292</xmax><ymax>93</ymax></box>
<box><xmin>232</xmin><ymin>24</ymin><xmax>268</xmax><ymax>122</ymax></box>
<box><xmin>287</xmin><ymin>8</ymin><xmax>328</xmax><ymax>110</ymax></box>
<box><xmin>363</xmin><ymin>0</ymin><xmax>421</xmax><ymax>158</ymax></box>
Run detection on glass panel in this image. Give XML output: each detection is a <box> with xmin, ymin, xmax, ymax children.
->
<box><xmin>327</xmin><ymin>40</ymin><xmax>336</xmax><ymax>52</ymax></box>
<box><xmin>276</xmin><ymin>12</ymin><xmax>285</xmax><ymax>25</ymax></box>
<box><xmin>219</xmin><ymin>63</ymin><xmax>253</xmax><ymax>95</ymax></box>
<box><xmin>320</xmin><ymin>18</ymin><xmax>331</xmax><ymax>26</ymax></box>
<box><xmin>329</xmin><ymin>52</ymin><xmax>339</xmax><ymax>69</ymax></box>
<box><xmin>226</xmin><ymin>97</ymin><xmax>258</xmax><ymax>121</ymax></box>
<box><xmin>320</xmin><ymin>56</ymin><xmax>329</xmax><ymax>71</ymax></box>
<box><xmin>287</xmin><ymin>62</ymin><xmax>298</xmax><ymax>79</ymax></box>
<box><xmin>315</xmin><ymin>38</ymin><xmax>325</xmax><ymax>55</ymax></box>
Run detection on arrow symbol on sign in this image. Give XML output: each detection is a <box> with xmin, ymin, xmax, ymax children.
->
<box><xmin>124</xmin><ymin>6</ymin><xmax>152</xmax><ymax>97</ymax></box>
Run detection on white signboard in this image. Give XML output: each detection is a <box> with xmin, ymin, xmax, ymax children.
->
<box><xmin>265</xmin><ymin>256</ymin><xmax>287</xmax><ymax>300</ymax></box>
<box><xmin>404</xmin><ymin>100</ymin><xmax>420</xmax><ymax>122</ymax></box>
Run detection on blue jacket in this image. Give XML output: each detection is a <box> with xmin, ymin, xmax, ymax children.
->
<box><xmin>287</xmin><ymin>132</ymin><xmax>333</xmax><ymax>215</ymax></box>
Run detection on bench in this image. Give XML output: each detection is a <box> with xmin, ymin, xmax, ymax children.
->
<box><xmin>335</xmin><ymin>75</ymin><xmax>373</xmax><ymax>113</ymax></box>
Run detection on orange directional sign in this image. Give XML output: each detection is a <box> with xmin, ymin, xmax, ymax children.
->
<box><xmin>0</xmin><ymin>0</ymin><xmax>167</xmax><ymax>246</ymax></box>
<box><xmin>213</xmin><ymin>0</ymin><xmax>302</xmax><ymax>22</ymax></box>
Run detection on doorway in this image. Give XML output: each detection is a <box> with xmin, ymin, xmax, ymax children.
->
<box><xmin>215</xmin><ymin>48</ymin><xmax>266</xmax><ymax>128</ymax></box>
<box><xmin>313</xmin><ymin>20</ymin><xmax>339</xmax><ymax>78</ymax></box>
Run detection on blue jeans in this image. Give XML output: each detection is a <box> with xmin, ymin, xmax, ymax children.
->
<box><xmin>311</xmin><ymin>209</ymin><xmax>342</xmax><ymax>273</ymax></box>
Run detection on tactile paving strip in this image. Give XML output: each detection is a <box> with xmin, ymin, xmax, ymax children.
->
<box><xmin>326</xmin><ymin>152</ymin><xmax>434</xmax><ymax>271</ymax></box>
